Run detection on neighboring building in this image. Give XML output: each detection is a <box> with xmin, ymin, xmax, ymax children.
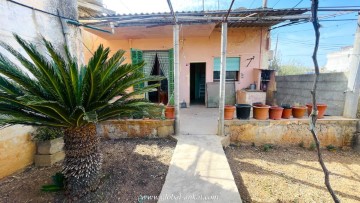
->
<box><xmin>79</xmin><ymin>9</ymin><xmax>307</xmax><ymax>107</ymax></box>
<box><xmin>324</xmin><ymin>46</ymin><xmax>353</xmax><ymax>72</ymax></box>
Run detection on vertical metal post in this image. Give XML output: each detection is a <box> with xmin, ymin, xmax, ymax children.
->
<box><xmin>173</xmin><ymin>24</ymin><xmax>180</xmax><ymax>134</ymax></box>
<box><xmin>262</xmin><ymin>0</ymin><xmax>268</xmax><ymax>8</ymax></box>
<box><xmin>343</xmin><ymin>15</ymin><xmax>360</xmax><ymax>118</ymax></box>
<box><xmin>218</xmin><ymin>22</ymin><xmax>227</xmax><ymax>136</ymax></box>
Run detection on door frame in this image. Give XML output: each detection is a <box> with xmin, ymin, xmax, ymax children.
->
<box><xmin>189</xmin><ymin>62</ymin><xmax>206</xmax><ymax>105</ymax></box>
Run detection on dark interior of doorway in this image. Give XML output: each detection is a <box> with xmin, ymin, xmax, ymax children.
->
<box><xmin>190</xmin><ymin>63</ymin><xmax>206</xmax><ymax>104</ymax></box>
<box><xmin>148</xmin><ymin>54</ymin><xmax>168</xmax><ymax>104</ymax></box>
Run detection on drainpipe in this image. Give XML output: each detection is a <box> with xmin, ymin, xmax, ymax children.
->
<box><xmin>218</xmin><ymin>22</ymin><xmax>227</xmax><ymax>136</ymax></box>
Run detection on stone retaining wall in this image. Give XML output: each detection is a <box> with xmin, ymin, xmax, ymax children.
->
<box><xmin>225</xmin><ymin>118</ymin><xmax>359</xmax><ymax>148</ymax></box>
<box><xmin>0</xmin><ymin>125</ymin><xmax>35</xmax><ymax>179</ymax></box>
<box><xmin>97</xmin><ymin>119</ymin><xmax>175</xmax><ymax>139</ymax></box>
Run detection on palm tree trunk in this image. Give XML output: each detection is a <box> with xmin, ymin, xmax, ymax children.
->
<box><xmin>62</xmin><ymin>124</ymin><xmax>102</xmax><ymax>199</ymax></box>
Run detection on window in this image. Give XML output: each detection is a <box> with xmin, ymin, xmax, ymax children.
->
<box><xmin>213</xmin><ymin>57</ymin><xmax>240</xmax><ymax>81</ymax></box>
<box><xmin>213</xmin><ymin>71</ymin><xmax>238</xmax><ymax>81</ymax></box>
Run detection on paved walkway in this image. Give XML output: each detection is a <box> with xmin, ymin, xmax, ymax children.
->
<box><xmin>158</xmin><ymin>106</ymin><xmax>242</xmax><ymax>203</ymax></box>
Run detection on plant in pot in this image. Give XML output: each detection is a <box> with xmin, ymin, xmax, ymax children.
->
<box><xmin>165</xmin><ymin>93</ymin><xmax>175</xmax><ymax>119</ymax></box>
<box><xmin>281</xmin><ymin>104</ymin><xmax>292</xmax><ymax>119</ymax></box>
<box><xmin>306</xmin><ymin>103</ymin><xmax>327</xmax><ymax>119</ymax></box>
<box><xmin>269</xmin><ymin>106</ymin><xmax>283</xmax><ymax>120</ymax></box>
<box><xmin>0</xmin><ymin>35</ymin><xmax>164</xmax><ymax>199</ymax></box>
<box><xmin>224</xmin><ymin>104</ymin><xmax>235</xmax><ymax>120</ymax></box>
<box><xmin>253</xmin><ymin>104</ymin><xmax>270</xmax><ymax>120</ymax></box>
<box><xmin>292</xmin><ymin>103</ymin><xmax>307</xmax><ymax>118</ymax></box>
<box><xmin>33</xmin><ymin>127</ymin><xmax>65</xmax><ymax>167</ymax></box>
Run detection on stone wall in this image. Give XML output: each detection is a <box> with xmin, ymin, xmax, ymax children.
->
<box><xmin>97</xmin><ymin>119</ymin><xmax>175</xmax><ymax>139</ymax></box>
<box><xmin>0</xmin><ymin>125</ymin><xmax>35</xmax><ymax>179</ymax></box>
<box><xmin>275</xmin><ymin>73</ymin><xmax>348</xmax><ymax>116</ymax></box>
<box><xmin>225</xmin><ymin>118</ymin><xmax>359</xmax><ymax>148</ymax></box>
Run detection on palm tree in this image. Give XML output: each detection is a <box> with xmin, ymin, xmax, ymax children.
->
<box><xmin>0</xmin><ymin>35</ymin><xmax>163</xmax><ymax>198</ymax></box>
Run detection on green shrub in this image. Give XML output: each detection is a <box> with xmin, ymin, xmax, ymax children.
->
<box><xmin>33</xmin><ymin>127</ymin><xmax>64</xmax><ymax>141</ymax></box>
<box><xmin>41</xmin><ymin>172</ymin><xmax>64</xmax><ymax>192</ymax></box>
<box><xmin>309</xmin><ymin>142</ymin><xmax>316</xmax><ymax>151</ymax></box>
<box><xmin>263</xmin><ymin>144</ymin><xmax>274</xmax><ymax>152</ymax></box>
<box><xmin>326</xmin><ymin>144</ymin><xmax>336</xmax><ymax>151</ymax></box>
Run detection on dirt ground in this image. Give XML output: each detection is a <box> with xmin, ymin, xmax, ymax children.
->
<box><xmin>225</xmin><ymin>145</ymin><xmax>360</xmax><ymax>203</ymax></box>
<box><xmin>0</xmin><ymin>138</ymin><xmax>176</xmax><ymax>203</ymax></box>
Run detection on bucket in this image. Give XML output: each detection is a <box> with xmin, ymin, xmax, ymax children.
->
<box><xmin>236</xmin><ymin>104</ymin><xmax>252</xmax><ymax>119</ymax></box>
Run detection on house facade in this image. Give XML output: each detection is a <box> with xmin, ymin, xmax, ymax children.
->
<box><xmin>80</xmin><ymin>9</ymin><xmax>308</xmax><ymax>107</ymax></box>
<box><xmin>82</xmin><ymin>24</ymin><xmax>271</xmax><ymax>106</ymax></box>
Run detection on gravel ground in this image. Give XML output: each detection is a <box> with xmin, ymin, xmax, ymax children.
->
<box><xmin>0</xmin><ymin>138</ymin><xmax>176</xmax><ymax>203</ymax></box>
<box><xmin>225</xmin><ymin>145</ymin><xmax>360</xmax><ymax>203</ymax></box>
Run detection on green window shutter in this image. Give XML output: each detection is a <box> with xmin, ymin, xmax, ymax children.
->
<box><xmin>131</xmin><ymin>48</ymin><xmax>144</xmax><ymax>90</ymax></box>
<box><xmin>168</xmin><ymin>48</ymin><xmax>174</xmax><ymax>97</ymax></box>
<box><xmin>213</xmin><ymin>57</ymin><xmax>240</xmax><ymax>71</ymax></box>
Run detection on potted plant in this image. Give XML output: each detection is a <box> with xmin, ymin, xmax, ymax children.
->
<box><xmin>224</xmin><ymin>105</ymin><xmax>235</xmax><ymax>120</ymax></box>
<box><xmin>281</xmin><ymin>104</ymin><xmax>292</xmax><ymax>119</ymax></box>
<box><xmin>292</xmin><ymin>103</ymin><xmax>307</xmax><ymax>118</ymax></box>
<box><xmin>306</xmin><ymin>103</ymin><xmax>327</xmax><ymax>119</ymax></box>
<box><xmin>165</xmin><ymin>93</ymin><xmax>175</xmax><ymax>119</ymax></box>
<box><xmin>33</xmin><ymin>127</ymin><xmax>65</xmax><ymax>167</ymax></box>
<box><xmin>235</xmin><ymin>104</ymin><xmax>252</xmax><ymax>120</ymax></box>
<box><xmin>269</xmin><ymin>106</ymin><xmax>283</xmax><ymax>120</ymax></box>
<box><xmin>253</xmin><ymin>104</ymin><xmax>270</xmax><ymax>120</ymax></box>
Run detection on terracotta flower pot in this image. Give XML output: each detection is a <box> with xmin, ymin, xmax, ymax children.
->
<box><xmin>269</xmin><ymin>106</ymin><xmax>284</xmax><ymax>120</ymax></box>
<box><xmin>253</xmin><ymin>105</ymin><xmax>270</xmax><ymax>120</ymax></box>
<box><xmin>281</xmin><ymin>108</ymin><xmax>292</xmax><ymax>119</ymax></box>
<box><xmin>292</xmin><ymin>106</ymin><xmax>307</xmax><ymax>118</ymax></box>
<box><xmin>306</xmin><ymin>103</ymin><xmax>327</xmax><ymax>119</ymax></box>
<box><xmin>224</xmin><ymin>105</ymin><xmax>235</xmax><ymax>120</ymax></box>
<box><xmin>165</xmin><ymin>106</ymin><xmax>175</xmax><ymax>119</ymax></box>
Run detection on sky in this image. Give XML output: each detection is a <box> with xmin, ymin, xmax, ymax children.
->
<box><xmin>103</xmin><ymin>0</ymin><xmax>359</xmax><ymax>68</ymax></box>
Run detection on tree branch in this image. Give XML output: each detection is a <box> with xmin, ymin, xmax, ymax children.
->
<box><xmin>310</xmin><ymin>0</ymin><xmax>340</xmax><ymax>202</ymax></box>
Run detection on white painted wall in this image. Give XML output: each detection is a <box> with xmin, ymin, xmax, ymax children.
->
<box><xmin>324</xmin><ymin>46</ymin><xmax>353</xmax><ymax>72</ymax></box>
<box><xmin>0</xmin><ymin>0</ymin><xmax>83</xmax><ymax>65</ymax></box>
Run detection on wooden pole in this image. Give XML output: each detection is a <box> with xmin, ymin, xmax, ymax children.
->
<box><xmin>309</xmin><ymin>0</ymin><xmax>340</xmax><ymax>202</ymax></box>
<box><xmin>173</xmin><ymin>24</ymin><xmax>180</xmax><ymax>135</ymax></box>
<box><xmin>218</xmin><ymin>22</ymin><xmax>227</xmax><ymax>136</ymax></box>
<box><xmin>343</xmin><ymin>14</ymin><xmax>360</xmax><ymax>118</ymax></box>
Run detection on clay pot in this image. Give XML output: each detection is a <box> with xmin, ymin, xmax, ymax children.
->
<box><xmin>306</xmin><ymin>103</ymin><xmax>327</xmax><ymax>119</ymax></box>
<box><xmin>165</xmin><ymin>106</ymin><xmax>175</xmax><ymax>119</ymax></box>
<box><xmin>292</xmin><ymin>106</ymin><xmax>307</xmax><ymax>118</ymax></box>
<box><xmin>224</xmin><ymin>105</ymin><xmax>235</xmax><ymax>120</ymax></box>
<box><xmin>281</xmin><ymin>108</ymin><xmax>292</xmax><ymax>119</ymax></box>
<box><xmin>269</xmin><ymin>106</ymin><xmax>284</xmax><ymax>120</ymax></box>
<box><xmin>253</xmin><ymin>105</ymin><xmax>270</xmax><ymax>120</ymax></box>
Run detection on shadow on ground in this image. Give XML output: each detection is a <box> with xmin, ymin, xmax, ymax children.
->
<box><xmin>225</xmin><ymin>145</ymin><xmax>360</xmax><ymax>203</ymax></box>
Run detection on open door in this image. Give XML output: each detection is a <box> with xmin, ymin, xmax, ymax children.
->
<box><xmin>190</xmin><ymin>63</ymin><xmax>206</xmax><ymax>104</ymax></box>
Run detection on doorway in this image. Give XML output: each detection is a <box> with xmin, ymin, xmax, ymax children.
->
<box><xmin>190</xmin><ymin>63</ymin><xmax>206</xmax><ymax>105</ymax></box>
<box><xmin>148</xmin><ymin>54</ymin><xmax>168</xmax><ymax>104</ymax></box>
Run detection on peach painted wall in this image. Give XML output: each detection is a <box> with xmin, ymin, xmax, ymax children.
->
<box><xmin>82</xmin><ymin>27</ymin><xmax>270</xmax><ymax>105</ymax></box>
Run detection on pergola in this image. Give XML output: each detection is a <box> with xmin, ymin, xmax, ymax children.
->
<box><xmin>77</xmin><ymin>0</ymin><xmax>358</xmax><ymax>135</ymax></box>
<box><xmin>78</xmin><ymin>0</ymin><xmax>310</xmax><ymax>136</ymax></box>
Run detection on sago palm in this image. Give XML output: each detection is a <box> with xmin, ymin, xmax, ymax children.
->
<box><xmin>0</xmin><ymin>35</ymin><xmax>163</xmax><ymax>198</ymax></box>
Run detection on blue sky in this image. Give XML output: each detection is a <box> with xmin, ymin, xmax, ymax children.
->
<box><xmin>103</xmin><ymin>0</ymin><xmax>359</xmax><ymax>67</ymax></box>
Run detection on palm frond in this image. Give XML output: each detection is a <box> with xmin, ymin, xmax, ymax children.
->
<box><xmin>0</xmin><ymin>35</ymin><xmax>164</xmax><ymax>128</ymax></box>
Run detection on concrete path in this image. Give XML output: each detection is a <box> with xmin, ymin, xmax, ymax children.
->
<box><xmin>158</xmin><ymin>106</ymin><xmax>242</xmax><ymax>203</ymax></box>
<box><xmin>179</xmin><ymin>105</ymin><xmax>218</xmax><ymax>135</ymax></box>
